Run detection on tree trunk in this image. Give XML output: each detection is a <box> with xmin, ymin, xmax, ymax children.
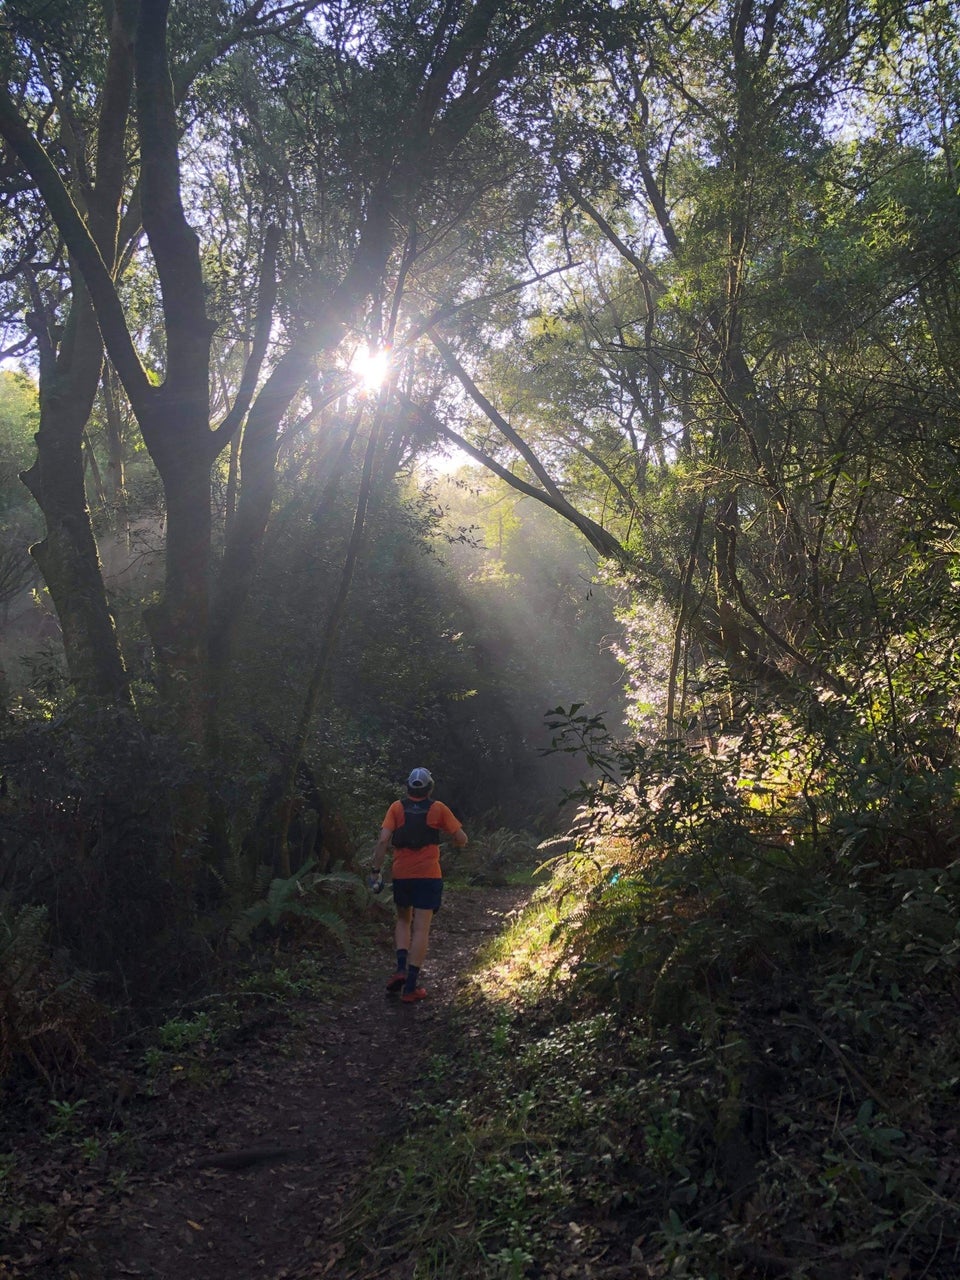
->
<box><xmin>20</xmin><ymin>287</ymin><xmax>132</xmax><ymax>705</ymax></box>
<box><xmin>6</xmin><ymin>0</ymin><xmax>137</xmax><ymax>706</ymax></box>
<box><xmin>103</xmin><ymin>364</ymin><xmax>129</xmax><ymax>549</ymax></box>
<box><xmin>144</xmin><ymin>404</ymin><xmax>213</xmax><ymax>748</ymax></box>
<box><xmin>224</xmin><ymin>424</ymin><xmax>240</xmax><ymax>539</ymax></box>
<box><xmin>274</xmin><ymin>408</ymin><xmax>385</xmax><ymax>874</ymax></box>
<box><xmin>208</xmin><ymin>206</ymin><xmax>392</xmax><ymax>694</ymax></box>
<box><xmin>134</xmin><ymin>0</ymin><xmax>216</xmax><ymax>752</ymax></box>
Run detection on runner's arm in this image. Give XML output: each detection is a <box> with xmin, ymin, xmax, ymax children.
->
<box><xmin>370</xmin><ymin>826</ymin><xmax>392</xmax><ymax>872</ymax></box>
<box><xmin>436</xmin><ymin>803</ymin><xmax>467</xmax><ymax>848</ymax></box>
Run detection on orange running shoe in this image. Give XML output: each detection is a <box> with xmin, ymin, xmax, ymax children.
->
<box><xmin>400</xmin><ymin>987</ymin><xmax>427</xmax><ymax>1003</ymax></box>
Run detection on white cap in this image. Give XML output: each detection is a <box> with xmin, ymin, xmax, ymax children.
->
<box><xmin>407</xmin><ymin>767</ymin><xmax>434</xmax><ymax>793</ymax></box>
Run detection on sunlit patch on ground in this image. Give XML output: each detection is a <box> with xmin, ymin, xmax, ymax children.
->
<box><xmin>466</xmin><ymin>888</ymin><xmax>569</xmax><ymax>1005</ymax></box>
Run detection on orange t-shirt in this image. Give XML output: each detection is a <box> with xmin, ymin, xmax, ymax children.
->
<box><xmin>382</xmin><ymin>799</ymin><xmax>462</xmax><ymax>879</ymax></box>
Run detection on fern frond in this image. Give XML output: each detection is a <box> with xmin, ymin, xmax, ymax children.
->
<box><xmin>234</xmin><ymin>858</ymin><xmax>358</xmax><ymax>945</ymax></box>
<box><xmin>0</xmin><ymin>902</ymin><xmax>101</xmax><ymax>1083</ymax></box>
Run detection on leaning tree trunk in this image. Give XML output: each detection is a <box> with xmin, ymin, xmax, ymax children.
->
<box><xmin>21</xmin><ymin>284</ymin><xmax>133</xmax><ymax>705</ymax></box>
<box><xmin>103</xmin><ymin>363</ymin><xmax>129</xmax><ymax>545</ymax></box>
<box><xmin>10</xmin><ymin>0</ymin><xmax>136</xmax><ymax>706</ymax></box>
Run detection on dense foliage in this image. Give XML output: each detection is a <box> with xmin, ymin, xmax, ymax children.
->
<box><xmin>347</xmin><ymin>710</ymin><xmax>960</xmax><ymax>1276</ymax></box>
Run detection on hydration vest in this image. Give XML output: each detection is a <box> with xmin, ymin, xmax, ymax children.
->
<box><xmin>391</xmin><ymin>796</ymin><xmax>440</xmax><ymax>850</ymax></box>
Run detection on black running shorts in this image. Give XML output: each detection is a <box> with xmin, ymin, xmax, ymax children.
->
<box><xmin>392</xmin><ymin>877</ymin><xmax>443</xmax><ymax>912</ymax></box>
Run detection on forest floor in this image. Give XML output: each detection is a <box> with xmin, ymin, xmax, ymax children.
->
<box><xmin>0</xmin><ymin>884</ymin><xmax>531</xmax><ymax>1280</ymax></box>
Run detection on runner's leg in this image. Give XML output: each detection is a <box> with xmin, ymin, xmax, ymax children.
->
<box><xmin>395</xmin><ymin>905</ymin><xmax>413</xmax><ymax>953</ymax></box>
<box><xmin>408</xmin><ymin>908</ymin><xmax>434</xmax><ymax>968</ymax></box>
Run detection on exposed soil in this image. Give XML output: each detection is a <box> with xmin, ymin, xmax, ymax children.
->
<box><xmin>1</xmin><ymin>885</ymin><xmax>530</xmax><ymax>1280</ymax></box>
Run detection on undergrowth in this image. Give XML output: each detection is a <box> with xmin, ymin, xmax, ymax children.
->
<box><xmin>342</xmin><ymin>712</ymin><xmax>960</xmax><ymax>1279</ymax></box>
<box><xmin>0</xmin><ymin>908</ymin><xmax>376</xmax><ymax>1276</ymax></box>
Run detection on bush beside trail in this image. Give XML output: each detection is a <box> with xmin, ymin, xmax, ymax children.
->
<box><xmin>345</xmin><ymin>723</ymin><xmax>960</xmax><ymax>1279</ymax></box>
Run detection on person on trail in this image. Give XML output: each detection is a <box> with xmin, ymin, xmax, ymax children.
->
<box><xmin>367</xmin><ymin>767</ymin><xmax>468</xmax><ymax>1004</ymax></box>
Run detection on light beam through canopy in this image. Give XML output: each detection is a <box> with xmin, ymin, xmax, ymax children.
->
<box><xmin>350</xmin><ymin>343</ymin><xmax>390</xmax><ymax>393</ymax></box>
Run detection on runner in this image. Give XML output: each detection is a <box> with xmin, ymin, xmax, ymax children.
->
<box><xmin>368</xmin><ymin>767</ymin><xmax>468</xmax><ymax>1003</ymax></box>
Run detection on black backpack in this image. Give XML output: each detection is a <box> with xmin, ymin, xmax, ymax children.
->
<box><xmin>391</xmin><ymin>796</ymin><xmax>440</xmax><ymax>850</ymax></box>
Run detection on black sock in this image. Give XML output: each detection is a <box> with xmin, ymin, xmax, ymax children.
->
<box><xmin>403</xmin><ymin>964</ymin><xmax>420</xmax><ymax>994</ymax></box>
<box><xmin>396</xmin><ymin>949</ymin><xmax>408</xmax><ymax>973</ymax></box>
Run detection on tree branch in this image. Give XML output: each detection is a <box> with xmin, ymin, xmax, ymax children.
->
<box><xmin>398</xmin><ymin>391</ymin><xmax>628</xmax><ymax>564</ymax></box>
<box><xmin>212</xmin><ymin>224</ymin><xmax>280</xmax><ymax>452</ymax></box>
<box><xmin>401</xmin><ymin>260</ymin><xmax>578</xmax><ymax>351</ymax></box>
<box><xmin>560</xmin><ymin>176</ymin><xmax>664</xmax><ymax>299</ymax></box>
<box><xmin>135</xmin><ymin>0</ymin><xmax>212</xmax><ymax>396</ymax></box>
<box><xmin>0</xmin><ymin>85</ymin><xmax>151</xmax><ymax>413</ymax></box>
<box><xmin>428</xmin><ymin>328</ymin><xmax>569</xmax><ymax>505</ymax></box>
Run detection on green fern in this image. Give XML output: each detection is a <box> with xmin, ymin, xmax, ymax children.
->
<box><xmin>232</xmin><ymin>860</ymin><xmax>363</xmax><ymax>944</ymax></box>
<box><xmin>0</xmin><ymin>901</ymin><xmax>100</xmax><ymax>1083</ymax></box>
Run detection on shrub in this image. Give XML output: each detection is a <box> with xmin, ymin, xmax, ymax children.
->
<box><xmin>0</xmin><ymin>902</ymin><xmax>102</xmax><ymax>1084</ymax></box>
<box><xmin>0</xmin><ymin>699</ymin><xmax>204</xmax><ymax>1003</ymax></box>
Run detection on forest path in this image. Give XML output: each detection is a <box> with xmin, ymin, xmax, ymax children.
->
<box><xmin>78</xmin><ymin>884</ymin><xmax>529</xmax><ymax>1280</ymax></box>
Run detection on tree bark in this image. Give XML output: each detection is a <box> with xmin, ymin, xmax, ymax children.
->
<box><xmin>141</xmin><ymin>403</ymin><xmax>214</xmax><ymax>744</ymax></box>
<box><xmin>102</xmin><ymin>364</ymin><xmax>129</xmax><ymax>547</ymax></box>
<box><xmin>9</xmin><ymin>0</ymin><xmax>138</xmax><ymax>706</ymax></box>
<box><xmin>20</xmin><ymin>287</ymin><xmax>131</xmax><ymax>703</ymax></box>
<box><xmin>132</xmin><ymin>0</ymin><xmax>218</xmax><ymax>743</ymax></box>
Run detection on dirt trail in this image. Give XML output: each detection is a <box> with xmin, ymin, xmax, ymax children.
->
<box><xmin>69</xmin><ymin>885</ymin><xmax>528</xmax><ymax>1280</ymax></box>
